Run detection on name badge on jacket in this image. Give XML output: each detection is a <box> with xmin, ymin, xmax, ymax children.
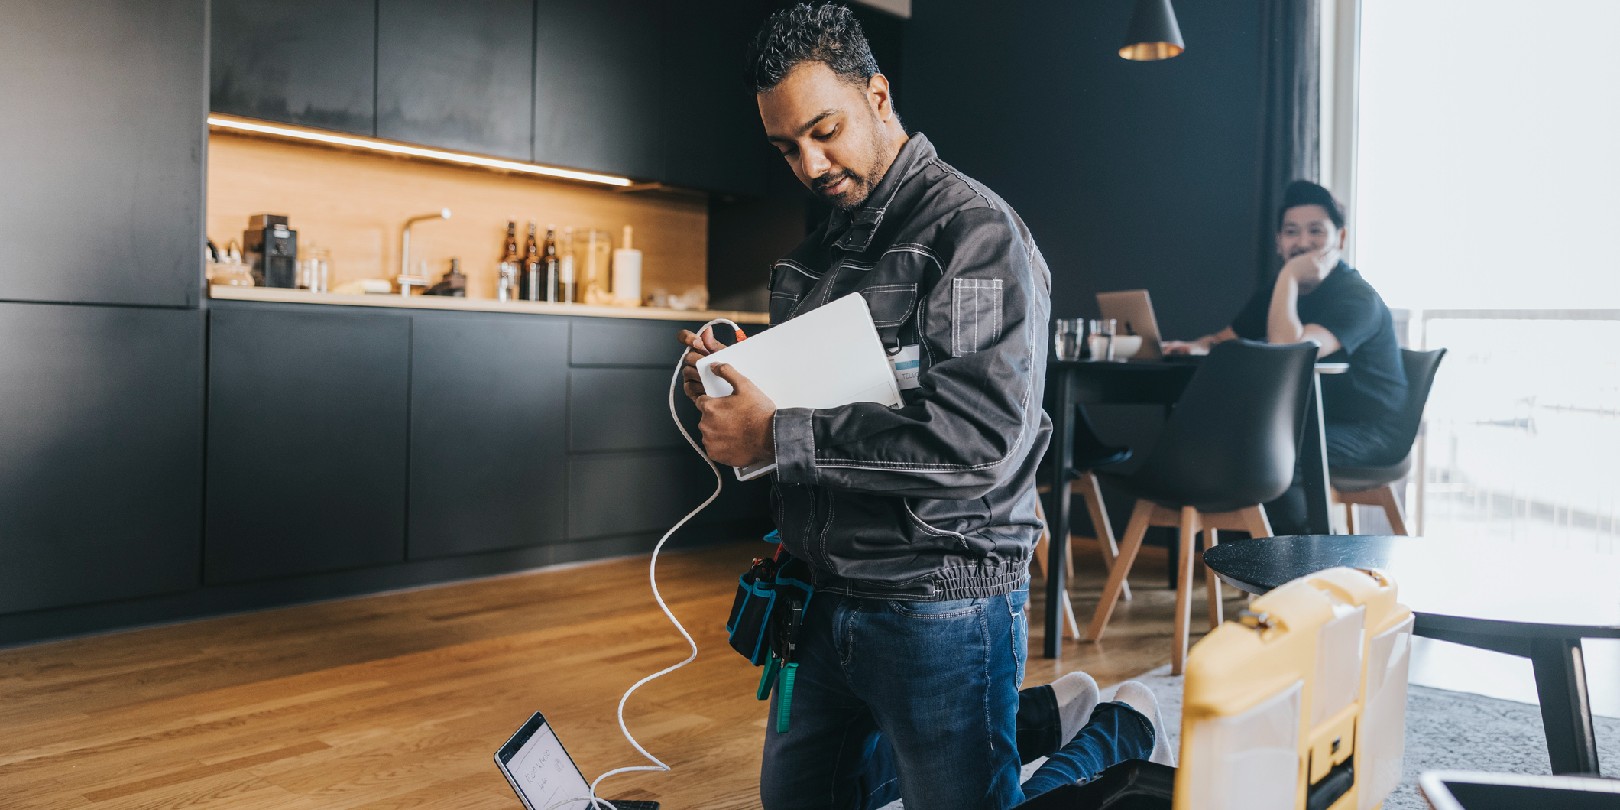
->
<box><xmin>889</xmin><ymin>345</ymin><xmax>922</xmax><ymax>390</ymax></box>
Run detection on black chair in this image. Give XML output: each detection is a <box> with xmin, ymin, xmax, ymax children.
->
<box><xmin>1085</xmin><ymin>340</ymin><xmax>1318</xmax><ymax>675</ymax></box>
<box><xmin>1333</xmin><ymin>348</ymin><xmax>1447</xmax><ymax>535</ymax></box>
<box><xmin>1033</xmin><ymin>409</ymin><xmax>1134</xmax><ymax>639</ymax></box>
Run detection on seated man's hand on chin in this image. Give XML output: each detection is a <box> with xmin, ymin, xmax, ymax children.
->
<box><xmin>1280</xmin><ymin>244</ymin><xmax>1341</xmax><ymax>287</ymax></box>
<box><xmin>695</xmin><ymin>363</ymin><xmax>777</xmax><ymax>468</ymax></box>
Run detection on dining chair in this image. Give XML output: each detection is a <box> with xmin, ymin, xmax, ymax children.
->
<box><xmin>1333</xmin><ymin>348</ymin><xmax>1446</xmax><ymax>535</ymax></box>
<box><xmin>1085</xmin><ymin>340</ymin><xmax>1318</xmax><ymax>674</ymax></box>
<box><xmin>1032</xmin><ymin>407</ymin><xmax>1133</xmax><ymax>639</ymax></box>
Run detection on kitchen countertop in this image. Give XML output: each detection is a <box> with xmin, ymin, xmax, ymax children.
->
<box><xmin>209</xmin><ymin>285</ymin><xmax>769</xmax><ymax>324</ymax></box>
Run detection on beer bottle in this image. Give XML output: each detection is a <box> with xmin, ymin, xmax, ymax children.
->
<box><xmin>497</xmin><ymin>220</ymin><xmax>520</xmax><ymax>301</ymax></box>
<box><xmin>543</xmin><ymin>225</ymin><xmax>563</xmax><ymax>303</ymax></box>
<box><xmin>521</xmin><ymin>221</ymin><xmax>542</xmax><ymax>301</ymax></box>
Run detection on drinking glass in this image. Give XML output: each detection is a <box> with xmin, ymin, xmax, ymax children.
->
<box><xmin>1089</xmin><ymin>318</ymin><xmax>1117</xmax><ymax>361</ymax></box>
<box><xmin>1053</xmin><ymin>318</ymin><xmax>1086</xmax><ymax>361</ymax></box>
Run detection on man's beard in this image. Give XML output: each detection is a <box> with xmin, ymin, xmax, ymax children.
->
<box><xmin>815</xmin><ymin>125</ymin><xmax>890</xmax><ymax>211</ymax></box>
<box><xmin>813</xmin><ymin>169</ymin><xmax>867</xmax><ymax>210</ymax></box>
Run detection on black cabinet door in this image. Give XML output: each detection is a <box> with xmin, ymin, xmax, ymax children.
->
<box><xmin>656</xmin><ymin>0</ymin><xmax>775</xmax><ymax>196</ymax></box>
<box><xmin>0</xmin><ymin>304</ymin><xmax>204</xmax><ymax>614</ymax></box>
<box><xmin>211</xmin><ymin>0</ymin><xmax>377</xmax><ymax>136</ymax></box>
<box><xmin>378</xmin><ymin>0</ymin><xmax>533</xmax><ymax>160</ymax></box>
<box><xmin>0</xmin><ymin>0</ymin><xmax>205</xmax><ymax>307</ymax></box>
<box><xmin>205</xmin><ymin>304</ymin><xmax>410</xmax><ymax>584</ymax></box>
<box><xmin>408</xmin><ymin>312</ymin><xmax>569</xmax><ymax>558</ymax></box>
<box><xmin>532</xmin><ymin>0</ymin><xmax>663</xmax><ymax>178</ymax></box>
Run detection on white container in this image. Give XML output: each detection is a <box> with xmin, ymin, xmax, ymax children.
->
<box><xmin>612</xmin><ymin>225</ymin><xmax>642</xmax><ymax>306</ymax></box>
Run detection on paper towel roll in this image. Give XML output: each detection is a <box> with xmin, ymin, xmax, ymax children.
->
<box><xmin>613</xmin><ymin>225</ymin><xmax>642</xmax><ymax>306</ymax></box>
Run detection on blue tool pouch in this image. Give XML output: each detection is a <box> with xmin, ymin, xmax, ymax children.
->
<box><xmin>726</xmin><ymin>557</ymin><xmax>779</xmax><ymax>666</ymax></box>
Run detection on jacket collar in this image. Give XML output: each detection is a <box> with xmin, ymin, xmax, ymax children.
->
<box><xmin>825</xmin><ymin>133</ymin><xmax>935</xmax><ymax>252</ymax></box>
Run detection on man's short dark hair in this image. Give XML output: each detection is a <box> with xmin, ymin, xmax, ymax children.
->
<box><xmin>744</xmin><ymin>2</ymin><xmax>881</xmax><ymax>94</ymax></box>
<box><xmin>1276</xmin><ymin>180</ymin><xmax>1347</xmax><ymax>231</ymax></box>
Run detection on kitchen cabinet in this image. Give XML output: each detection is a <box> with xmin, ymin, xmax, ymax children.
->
<box><xmin>407</xmin><ymin>312</ymin><xmax>569</xmax><ymax>559</ymax></box>
<box><xmin>656</xmin><ymin>0</ymin><xmax>776</xmax><ymax>196</ymax></box>
<box><xmin>378</xmin><ymin>0</ymin><xmax>534</xmax><ymax>161</ymax></box>
<box><xmin>0</xmin><ymin>0</ymin><xmax>205</xmax><ymax>307</ymax></box>
<box><xmin>211</xmin><ymin>0</ymin><xmax>377</xmax><ymax>137</ymax></box>
<box><xmin>205</xmin><ymin>304</ymin><xmax>411</xmax><ymax>583</ymax></box>
<box><xmin>0</xmin><ymin>304</ymin><xmax>204</xmax><ymax>614</ymax></box>
<box><xmin>532</xmin><ymin>0</ymin><xmax>664</xmax><ymax>179</ymax></box>
<box><xmin>565</xmin><ymin>316</ymin><xmax>769</xmax><ymax>541</ymax></box>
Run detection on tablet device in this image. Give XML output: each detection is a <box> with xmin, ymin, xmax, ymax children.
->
<box><xmin>495</xmin><ymin>712</ymin><xmax>659</xmax><ymax>810</ymax></box>
<box><xmin>1097</xmin><ymin>289</ymin><xmax>1163</xmax><ymax>360</ymax></box>
<box><xmin>696</xmin><ymin>293</ymin><xmax>902</xmax><ymax>480</ymax></box>
<box><xmin>1418</xmin><ymin>770</ymin><xmax>1620</xmax><ymax>810</ymax></box>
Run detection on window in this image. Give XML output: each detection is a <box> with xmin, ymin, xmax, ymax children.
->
<box><xmin>1351</xmin><ymin>0</ymin><xmax>1620</xmax><ymax>551</ymax></box>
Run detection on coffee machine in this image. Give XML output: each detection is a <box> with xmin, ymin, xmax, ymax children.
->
<box><xmin>243</xmin><ymin>213</ymin><xmax>298</xmax><ymax>288</ymax></box>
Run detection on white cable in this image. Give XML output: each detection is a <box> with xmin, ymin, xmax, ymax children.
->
<box><xmin>550</xmin><ymin>318</ymin><xmax>742</xmax><ymax>810</ymax></box>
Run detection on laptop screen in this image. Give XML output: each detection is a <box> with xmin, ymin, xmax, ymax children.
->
<box><xmin>496</xmin><ymin>713</ymin><xmax>597</xmax><ymax>810</ymax></box>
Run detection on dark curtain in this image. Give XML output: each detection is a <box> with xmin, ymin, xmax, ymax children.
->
<box><xmin>1253</xmin><ymin>0</ymin><xmax>1321</xmax><ymax>283</ymax></box>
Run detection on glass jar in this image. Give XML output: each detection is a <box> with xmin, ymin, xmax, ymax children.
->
<box><xmin>571</xmin><ymin>228</ymin><xmax>613</xmax><ymax>304</ymax></box>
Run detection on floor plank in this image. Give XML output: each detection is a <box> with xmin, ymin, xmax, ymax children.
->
<box><xmin>1</xmin><ymin>539</ymin><xmax>1210</xmax><ymax>808</ymax></box>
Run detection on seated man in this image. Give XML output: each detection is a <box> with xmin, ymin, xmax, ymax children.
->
<box><xmin>1165</xmin><ymin>181</ymin><xmax>1408</xmax><ymax>532</ymax></box>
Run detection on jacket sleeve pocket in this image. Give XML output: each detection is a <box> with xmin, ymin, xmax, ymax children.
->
<box><xmin>950</xmin><ymin>277</ymin><xmax>1003</xmax><ymax>356</ymax></box>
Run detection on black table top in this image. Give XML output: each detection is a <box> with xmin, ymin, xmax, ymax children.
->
<box><xmin>1203</xmin><ymin>535</ymin><xmax>1620</xmax><ymax>640</ymax></box>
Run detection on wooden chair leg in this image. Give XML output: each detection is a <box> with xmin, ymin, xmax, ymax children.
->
<box><xmin>1379</xmin><ymin>483</ymin><xmax>1409</xmax><ymax>535</ymax></box>
<box><xmin>1203</xmin><ymin>527</ymin><xmax>1222</xmax><ymax>630</ymax></box>
<box><xmin>1242</xmin><ymin>505</ymin><xmax>1273</xmax><ymax>541</ymax></box>
<box><xmin>1031</xmin><ymin>499</ymin><xmax>1051</xmax><ymax>578</ymax></box>
<box><xmin>1031</xmin><ymin>497</ymin><xmax>1081</xmax><ymax>640</ymax></box>
<box><xmin>1343</xmin><ymin>502</ymin><xmax>1359</xmax><ymax>534</ymax></box>
<box><xmin>1171</xmin><ymin>506</ymin><xmax>1198</xmax><ymax>676</ymax></box>
<box><xmin>1079</xmin><ymin>473</ymin><xmax>1130</xmax><ymax>601</ymax></box>
<box><xmin>1087</xmin><ymin>500</ymin><xmax>1153</xmax><ymax>643</ymax></box>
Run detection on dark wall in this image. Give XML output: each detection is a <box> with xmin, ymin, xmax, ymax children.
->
<box><xmin>707</xmin><ymin>1</ymin><xmax>908</xmax><ymax>311</ymax></box>
<box><xmin>900</xmin><ymin>0</ymin><xmax>1268</xmax><ymax>338</ymax></box>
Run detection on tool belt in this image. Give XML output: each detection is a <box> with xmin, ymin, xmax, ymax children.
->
<box><xmin>725</xmin><ymin>530</ymin><xmax>813</xmax><ymax>732</ymax></box>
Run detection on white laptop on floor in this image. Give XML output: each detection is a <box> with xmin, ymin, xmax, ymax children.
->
<box><xmin>1096</xmin><ymin>289</ymin><xmax>1163</xmax><ymax>360</ymax></box>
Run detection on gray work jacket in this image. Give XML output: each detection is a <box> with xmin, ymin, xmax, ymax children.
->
<box><xmin>767</xmin><ymin>133</ymin><xmax>1053</xmax><ymax>600</ymax></box>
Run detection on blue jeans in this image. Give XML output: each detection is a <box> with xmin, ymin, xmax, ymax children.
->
<box><xmin>759</xmin><ymin>585</ymin><xmax>1155</xmax><ymax>809</ymax></box>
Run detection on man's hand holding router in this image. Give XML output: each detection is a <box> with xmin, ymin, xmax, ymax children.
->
<box><xmin>677</xmin><ymin>327</ymin><xmax>776</xmax><ymax>469</ymax></box>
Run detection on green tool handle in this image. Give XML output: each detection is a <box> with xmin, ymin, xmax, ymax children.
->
<box><xmin>775</xmin><ymin>662</ymin><xmax>798</xmax><ymax>733</ymax></box>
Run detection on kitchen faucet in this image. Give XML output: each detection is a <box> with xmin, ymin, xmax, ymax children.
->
<box><xmin>400</xmin><ymin>208</ymin><xmax>452</xmax><ymax>294</ymax></box>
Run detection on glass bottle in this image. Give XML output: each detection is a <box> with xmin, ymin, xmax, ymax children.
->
<box><xmin>520</xmin><ymin>221</ymin><xmax>542</xmax><ymax>302</ymax></box>
<box><xmin>497</xmin><ymin>220</ymin><xmax>520</xmax><ymax>301</ymax></box>
<box><xmin>543</xmin><ymin>225</ymin><xmax>564</xmax><ymax>303</ymax></box>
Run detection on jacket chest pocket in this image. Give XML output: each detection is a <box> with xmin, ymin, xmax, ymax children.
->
<box><xmin>858</xmin><ymin>283</ymin><xmax>919</xmax><ymax>329</ymax></box>
<box><xmin>769</xmin><ymin>291</ymin><xmax>801</xmax><ymax>323</ymax></box>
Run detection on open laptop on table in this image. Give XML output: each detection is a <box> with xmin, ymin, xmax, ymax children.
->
<box><xmin>1096</xmin><ymin>289</ymin><xmax>1163</xmax><ymax>360</ymax></box>
<box><xmin>495</xmin><ymin>712</ymin><xmax>659</xmax><ymax>810</ymax></box>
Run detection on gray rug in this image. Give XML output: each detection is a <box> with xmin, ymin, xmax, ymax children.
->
<box><xmin>1127</xmin><ymin>666</ymin><xmax>1620</xmax><ymax>809</ymax></box>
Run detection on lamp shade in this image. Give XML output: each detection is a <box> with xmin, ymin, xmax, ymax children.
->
<box><xmin>1120</xmin><ymin>0</ymin><xmax>1185</xmax><ymax>61</ymax></box>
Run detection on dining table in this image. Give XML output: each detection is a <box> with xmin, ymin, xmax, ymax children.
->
<box><xmin>1040</xmin><ymin>356</ymin><xmax>1344</xmax><ymax>657</ymax></box>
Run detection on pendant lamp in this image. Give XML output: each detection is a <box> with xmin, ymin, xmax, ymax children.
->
<box><xmin>1120</xmin><ymin>0</ymin><xmax>1185</xmax><ymax>61</ymax></box>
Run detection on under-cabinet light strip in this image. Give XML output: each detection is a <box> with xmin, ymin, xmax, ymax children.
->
<box><xmin>207</xmin><ymin>115</ymin><xmax>635</xmax><ymax>188</ymax></box>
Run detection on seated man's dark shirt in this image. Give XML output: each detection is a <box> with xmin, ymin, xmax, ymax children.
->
<box><xmin>1231</xmin><ymin>262</ymin><xmax>1408</xmax><ymax>442</ymax></box>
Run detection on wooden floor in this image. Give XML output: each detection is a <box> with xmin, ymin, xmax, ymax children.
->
<box><xmin>0</xmin><ymin>539</ymin><xmax>1214</xmax><ymax>809</ymax></box>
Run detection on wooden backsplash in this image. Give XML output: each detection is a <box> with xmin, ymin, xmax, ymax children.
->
<box><xmin>206</xmin><ymin>132</ymin><xmax>708</xmax><ymax>300</ymax></box>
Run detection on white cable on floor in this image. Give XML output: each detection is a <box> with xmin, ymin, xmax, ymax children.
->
<box><xmin>553</xmin><ymin>318</ymin><xmax>742</xmax><ymax>810</ymax></box>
